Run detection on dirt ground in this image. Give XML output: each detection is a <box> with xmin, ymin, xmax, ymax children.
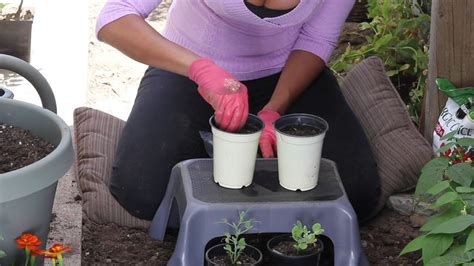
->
<box><xmin>82</xmin><ymin>208</ymin><xmax>421</xmax><ymax>265</ymax></box>
<box><xmin>84</xmin><ymin>1</ymin><xmax>421</xmax><ymax>265</ymax></box>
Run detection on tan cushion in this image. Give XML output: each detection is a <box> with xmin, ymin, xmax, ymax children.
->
<box><xmin>73</xmin><ymin>107</ymin><xmax>150</xmax><ymax>228</ymax></box>
<box><xmin>340</xmin><ymin>56</ymin><xmax>434</xmax><ymax>213</ymax></box>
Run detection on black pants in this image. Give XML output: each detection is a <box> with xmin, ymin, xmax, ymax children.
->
<box><xmin>110</xmin><ymin>67</ymin><xmax>381</xmax><ymax>222</ymax></box>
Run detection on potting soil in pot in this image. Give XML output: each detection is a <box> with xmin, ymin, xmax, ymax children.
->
<box><xmin>0</xmin><ymin>123</ymin><xmax>55</xmax><ymax>173</ymax></box>
<box><xmin>209</xmin><ymin>253</ymin><xmax>259</xmax><ymax>265</ymax></box>
<box><xmin>272</xmin><ymin>240</ymin><xmax>322</xmax><ymax>257</ymax></box>
<box><xmin>279</xmin><ymin>124</ymin><xmax>322</xmax><ymax>136</ymax></box>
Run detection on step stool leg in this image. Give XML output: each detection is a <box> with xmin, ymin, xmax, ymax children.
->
<box><xmin>323</xmin><ymin>207</ymin><xmax>365</xmax><ymax>266</ymax></box>
<box><xmin>149</xmin><ymin>173</ymin><xmax>180</xmax><ymax>240</ymax></box>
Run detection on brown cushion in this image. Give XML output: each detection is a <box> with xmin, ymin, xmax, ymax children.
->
<box><xmin>73</xmin><ymin>107</ymin><xmax>150</xmax><ymax>228</ymax></box>
<box><xmin>340</xmin><ymin>56</ymin><xmax>434</xmax><ymax>214</ymax></box>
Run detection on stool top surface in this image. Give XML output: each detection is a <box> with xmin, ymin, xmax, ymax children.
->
<box><xmin>181</xmin><ymin>159</ymin><xmax>344</xmax><ymax>203</ymax></box>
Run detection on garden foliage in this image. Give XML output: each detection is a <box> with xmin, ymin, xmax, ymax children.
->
<box><xmin>400</xmin><ymin>131</ymin><xmax>474</xmax><ymax>264</ymax></box>
<box><xmin>331</xmin><ymin>0</ymin><xmax>431</xmax><ymax>122</ymax></box>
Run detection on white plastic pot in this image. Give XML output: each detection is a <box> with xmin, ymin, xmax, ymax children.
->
<box><xmin>275</xmin><ymin>114</ymin><xmax>329</xmax><ymax>191</ymax></box>
<box><xmin>210</xmin><ymin>114</ymin><xmax>263</xmax><ymax>189</ymax></box>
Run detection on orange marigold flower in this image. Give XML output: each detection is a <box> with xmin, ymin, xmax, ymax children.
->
<box><xmin>28</xmin><ymin>246</ymin><xmax>46</xmax><ymax>257</ymax></box>
<box><xmin>16</xmin><ymin>233</ymin><xmax>41</xmax><ymax>249</ymax></box>
<box><xmin>44</xmin><ymin>244</ymin><xmax>72</xmax><ymax>259</ymax></box>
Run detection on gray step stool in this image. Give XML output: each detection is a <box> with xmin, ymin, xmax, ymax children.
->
<box><xmin>149</xmin><ymin>158</ymin><xmax>368</xmax><ymax>266</ymax></box>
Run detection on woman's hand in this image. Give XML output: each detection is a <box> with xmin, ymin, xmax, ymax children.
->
<box><xmin>189</xmin><ymin>58</ymin><xmax>249</xmax><ymax>132</ymax></box>
<box><xmin>257</xmin><ymin>109</ymin><xmax>281</xmax><ymax>158</ymax></box>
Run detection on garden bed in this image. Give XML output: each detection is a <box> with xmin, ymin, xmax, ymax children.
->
<box><xmin>82</xmin><ymin>208</ymin><xmax>421</xmax><ymax>265</ymax></box>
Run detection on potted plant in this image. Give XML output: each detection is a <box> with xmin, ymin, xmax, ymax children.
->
<box><xmin>205</xmin><ymin>211</ymin><xmax>263</xmax><ymax>265</ymax></box>
<box><xmin>266</xmin><ymin>221</ymin><xmax>325</xmax><ymax>266</ymax></box>
<box><xmin>210</xmin><ymin>114</ymin><xmax>263</xmax><ymax>189</ymax></box>
<box><xmin>0</xmin><ymin>0</ymin><xmax>34</xmax><ymax>62</ymax></box>
<box><xmin>0</xmin><ymin>54</ymin><xmax>73</xmax><ymax>265</ymax></box>
<box><xmin>274</xmin><ymin>114</ymin><xmax>329</xmax><ymax>191</ymax></box>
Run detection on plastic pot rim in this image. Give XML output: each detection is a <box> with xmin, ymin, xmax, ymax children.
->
<box><xmin>266</xmin><ymin>233</ymin><xmax>324</xmax><ymax>259</ymax></box>
<box><xmin>205</xmin><ymin>243</ymin><xmax>263</xmax><ymax>265</ymax></box>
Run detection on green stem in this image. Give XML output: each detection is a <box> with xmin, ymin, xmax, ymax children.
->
<box><xmin>58</xmin><ymin>255</ymin><xmax>63</xmax><ymax>266</ymax></box>
<box><xmin>24</xmin><ymin>248</ymin><xmax>30</xmax><ymax>266</ymax></box>
<box><xmin>449</xmin><ymin>185</ymin><xmax>470</xmax><ymax>211</ymax></box>
<box><xmin>30</xmin><ymin>256</ymin><xmax>36</xmax><ymax>266</ymax></box>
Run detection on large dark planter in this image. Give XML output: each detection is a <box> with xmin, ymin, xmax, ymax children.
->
<box><xmin>205</xmin><ymin>244</ymin><xmax>263</xmax><ymax>266</ymax></box>
<box><xmin>0</xmin><ymin>20</ymin><xmax>33</xmax><ymax>62</ymax></box>
<box><xmin>266</xmin><ymin>234</ymin><xmax>324</xmax><ymax>266</ymax></box>
<box><xmin>0</xmin><ymin>54</ymin><xmax>72</xmax><ymax>265</ymax></box>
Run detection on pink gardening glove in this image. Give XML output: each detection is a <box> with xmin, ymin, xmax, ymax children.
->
<box><xmin>257</xmin><ymin>109</ymin><xmax>281</xmax><ymax>158</ymax></box>
<box><xmin>188</xmin><ymin>58</ymin><xmax>249</xmax><ymax>132</ymax></box>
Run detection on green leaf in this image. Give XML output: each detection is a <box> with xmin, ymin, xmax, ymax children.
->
<box><xmin>428</xmin><ymin>245</ymin><xmax>474</xmax><ymax>265</ymax></box>
<box><xmin>422</xmin><ymin>234</ymin><xmax>454</xmax><ymax>264</ymax></box>
<box><xmin>416</xmin><ymin>169</ymin><xmax>446</xmax><ymax>195</ymax></box>
<box><xmin>421</xmin><ymin>202</ymin><xmax>464</xmax><ymax>232</ymax></box>
<box><xmin>385</xmin><ymin>69</ymin><xmax>399</xmax><ymax>77</ymax></box>
<box><xmin>0</xmin><ymin>250</ymin><xmax>5</xmax><ymax>259</ymax></box>
<box><xmin>400</xmin><ymin>235</ymin><xmax>425</xmax><ymax>255</ymax></box>
<box><xmin>457</xmin><ymin>187</ymin><xmax>474</xmax><ymax>193</ymax></box>
<box><xmin>437</xmin><ymin>142</ymin><xmax>456</xmax><ymax>153</ymax></box>
<box><xmin>359</xmin><ymin>22</ymin><xmax>372</xmax><ymax>30</ymax></box>
<box><xmin>374</xmin><ymin>33</ymin><xmax>394</xmax><ymax>51</ymax></box>
<box><xmin>427</xmin><ymin>180</ymin><xmax>451</xmax><ymax>195</ymax></box>
<box><xmin>427</xmin><ymin>255</ymin><xmax>457</xmax><ymax>266</ymax></box>
<box><xmin>441</xmin><ymin>131</ymin><xmax>457</xmax><ymax>141</ymax></box>
<box><xmin>298</xmin><ymin>243</ymin><xmax>308</xmax><ymax>250</ymax></box>
<box><xmin>430</xmin><ymin>192</ymin><xmax>458</xmax><ymax>209</ymax></box>
<box><xmin>430</xmin><ymin>215</ymin><xmax>474</xmax><ymax>234</ymax></box>
<box><xmin>399</xmin><ymin>63</ymin><xmax>411</xmax><ymax>71</ymax></box>
<box><xmin>416</xmin><ymin>157</ymin><xmax>450</xmax><ymax>195</ymax></box>
<box><xmin>457</xmin><ymin>138</ymin><xmax>474</xmax><ymax>147</ymax></box>
<box><xmin>447</xmin><ymin>163</ymin><xmax>474</xmax><ymax>187</ymax></box>
<box><xmin>466</xmin><ymin>229</ymin><xmax>474</xmax><ymax>253</ymax></box>
<box><xmin>423</xmin><ymin>157</ymin><xmax>450</xmax><ymax>173</ymax></box>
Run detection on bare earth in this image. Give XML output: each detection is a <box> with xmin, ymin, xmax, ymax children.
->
<box><xmin>87</xmin><ymin>0</ymin><xmax>171</xmax><ymax>121</ymax></box>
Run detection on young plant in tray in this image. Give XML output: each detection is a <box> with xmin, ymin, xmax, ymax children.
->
<box><xmin>221</xmin><ymin>211</ymin><xmax>256</xmax><ymax>264</ymax></box>
<box><xmin>267</xmin><ymin>220</ymin><xmax>325</xmax><ymax>265</ymax></box>
<box><xmin>205</xmin><ymin>211</ymin><xmax>262</xmax><ymax>265</ymax></box>
<box><xmin>400</xmin><ymin>131</ymin><xmax>474</xmax><ymax>264</ymax></box>
<box><xmin>291</xmin><ymin>221</ymin><xmax>325</xmax><ymax>253</ymax></box>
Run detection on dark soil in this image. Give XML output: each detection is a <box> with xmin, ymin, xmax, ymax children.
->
<box><xmin>82</xmin><ymin>208</ymin><xmax>421</xmax><ymax>265</ymax></box>
<box><xmin>208</xmin><ymin>253</ymin><xmax>259</xmax><ymax>265</ymax></box>
<box><xmin>237</xmin><ymin>123</ymin><xmax>260</xmax><ymax>134</ymax></box>
<box><xmin>279</xmin><ymin>124</ymin><xmax>322</xmax><ymax>136</ymax></box>
<box><xmin>0</xmin><ymin>123</ymin><xmax>55</xmax><ymax>173</ymax></box>
<box><xmin>81</xmin><ymin>216</ymin><xmax>176</xmax><ymax>265</ymax></box>
<box><xmin>272</xmin><ymin>240</ymin><xmax>320</xmax><ymax>257</ymax></box>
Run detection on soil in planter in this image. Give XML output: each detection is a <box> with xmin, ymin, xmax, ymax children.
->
<box><xmin>0</xmin><ymin>123</ymin><xmax>55</xmax><ymax>173</ymax></box>
<box><xmin>209</xmin><ymin>253</ymin><xmax>258</xmax><ymax>265</ymax></box>
<box><xmin>279</xmin><ymin>124</ymin><xmax>322</xmax><ymax>136</ymax></box>
<box><xmin>237</xmin><ymin>123</ymin><xmax>260</xmax><ymax>134</ymax></box>
<box><xmin>272</xmin><ymin>240</ymin><xmax>321</xmax><ymax>257</ymax></box>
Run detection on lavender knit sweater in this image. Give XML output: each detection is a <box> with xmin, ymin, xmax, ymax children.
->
<box><xmin>97</xmin><ymin>0</ymin><xmax>355</xmax><ymax>80</ymax></box>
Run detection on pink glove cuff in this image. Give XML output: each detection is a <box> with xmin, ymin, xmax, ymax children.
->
<box><xmin>188</xmin><ymin>58</ymin><xmax>247</xmax><ymax>95</ymax></box>
<box><xmin>257</xmin><ymin>109</ymin><xmax>281</xmax><ymax>124</ymax></box>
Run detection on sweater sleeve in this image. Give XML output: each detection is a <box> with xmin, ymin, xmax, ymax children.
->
<box><xmin>292</xmin><ymin>0</ymin><xmax>355</xmax><ymax>63</ymax></box>
<box><xmin>96</xmin><ymin>0</ymin><xmax>163</xmax><ymax>38</ymax></box>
